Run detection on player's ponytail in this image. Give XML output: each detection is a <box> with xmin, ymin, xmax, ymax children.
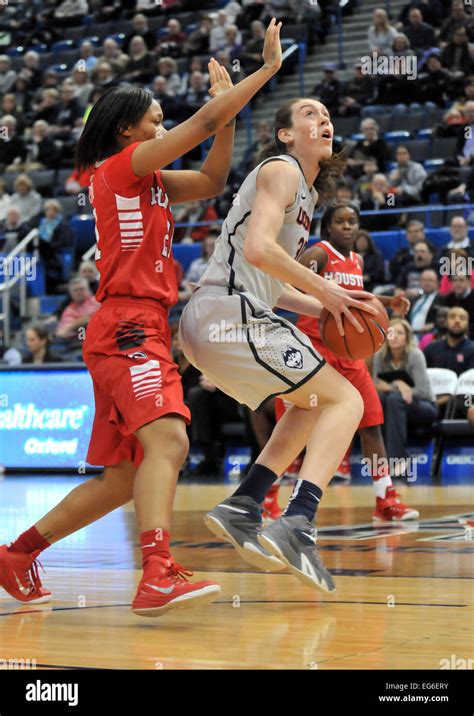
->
<box><xmin>76</xmin><ymin>86</ymin><xmax>153</xmax><ymax>171</ymax></box>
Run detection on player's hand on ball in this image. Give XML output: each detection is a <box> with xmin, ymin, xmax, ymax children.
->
<box><xmin>318</xmin><ymin>283</ymin><xmax>378</xmax><ymax>336</ymax></box>
<box><xmin>262</xmin><ymin>17</ymin><xmax>282</xmax><ymax>74</ymax></box>
<box><xmin>389</xmin><ymin>291</ymin><xmax>410</xmax><ymax>317</ymax></box>
<box><xmin>208</xmin><ymin>58</ymin><xmax>234</xmax><ymax>97</ymax></box>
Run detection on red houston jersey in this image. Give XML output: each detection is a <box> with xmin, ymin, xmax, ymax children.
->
<box><xmin>297</xmin><ymin>239</ymin><xmax>364</xmax><ymax>340</ymax></box>
<box><xmin>89</xmin><ymin>142</ymin><xmax>177</xmax><ymax>306</ymax></box>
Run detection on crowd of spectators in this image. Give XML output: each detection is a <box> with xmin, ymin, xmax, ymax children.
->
<box><xmin>0</xmin><ymin>0</ymin><xmax>473</xmax><ymax>477</ymax></box>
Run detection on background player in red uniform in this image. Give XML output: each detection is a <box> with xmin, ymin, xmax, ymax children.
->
<box><xmin>0</xmin><ymin>21</ymin><xmax>283</xmax><ymax>617</ymax></box>
<box><xmin>275</xmin><ymin>203</ymin><xmax>420</xmax><ymax>521</ymax></box>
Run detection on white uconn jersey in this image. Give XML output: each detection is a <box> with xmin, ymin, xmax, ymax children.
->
<box><xmin>198</xmin><ymin>154</ymin><xmax>318</xmax><ymax>308</ymax></box>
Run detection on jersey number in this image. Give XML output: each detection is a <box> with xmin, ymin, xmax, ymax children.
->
<box><xmin>295</xmin><ymin>237</ymin><xmax>306</xmax><ymax>262</ymax></box>
<box><xmin>162</xmin><ymin>219</ymin><xmax>174</xmax><ymax>258</ymax></box>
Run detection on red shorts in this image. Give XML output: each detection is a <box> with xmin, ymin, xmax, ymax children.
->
<box><xmin>83</xmin><ymin>296</ymin><xmax>190</xmax><ymax>468</ymax></box>
<box><xmin>275</xmin><ymin>335</ymin><xmax>383</xmax><ymax>430</ymax></box>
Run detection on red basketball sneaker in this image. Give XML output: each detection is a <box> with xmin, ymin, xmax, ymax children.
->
<box><xmin>0</xmin><ymin>545</ymin><xmax>52</xmax><ymax>604</ymax></box>
<box><xmin>262</xmin><ymin>484</ymin><xmax>283</xmax><ymax>522</ymax></box>
<box><xmin>373</xmin><ymin>487</ymin><xmax>420</xmax><ymax>522</ymax></box>
<box><xmin>132</xmin><ymin>555</ymin><xmax>221</xmax><ymax>617</ymax></box>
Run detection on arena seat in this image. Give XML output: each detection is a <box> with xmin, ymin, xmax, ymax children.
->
<box><xmin>70</xmin><ymin>215</ymin><xmax>95</xmax><ymax>255</ymax></box>
<box><xmin>173</xmin><ymin>243</ymin><xmax>201</xmax><ymax>272</ymax></box>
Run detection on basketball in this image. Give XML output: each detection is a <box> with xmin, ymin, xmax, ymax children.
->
<box><xmin>320</xmin><ymin>296</ymin><xmax>389</xmax><ymax>360</ymax></box>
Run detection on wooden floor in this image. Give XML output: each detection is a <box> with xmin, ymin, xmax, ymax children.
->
<box><xmin>0</xmin><ymin>477</ymin><xmax>472</xmax><ymax>670</ymax></box>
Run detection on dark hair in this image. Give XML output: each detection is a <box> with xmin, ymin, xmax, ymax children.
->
<box><xmin>256</xmin><ymin>98</ymin><xmax>347</xmax><ymax>204</ymax></box>
<box><xmin>76</xmin><ymin>86</ymin><xmax>153</xmax><ymax>171</ymax></box>
<box><xmin>355</xmin><ymin>228</ymin><xmax>378</xmax><ymax>255</ymax></box>
<box><xmin>27</xmin><ymin>324</ymin><xmax>50</xmax><ymax>347</ymax></box>
<box><xmin>320</xmin><ymin>202</ymin><xmax>360</xmax><ymax>241</ymax></box>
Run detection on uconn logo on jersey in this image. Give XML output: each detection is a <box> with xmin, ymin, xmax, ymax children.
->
<box><xmin>282</xmin><ymin>346</ymin><xmax>303</xmax><ymax>369</ymax></box>
<box><xmin>150</xmin><ymin>186</ymin><xmax>169</xmax><ymax>209</ymax></box>
<box><xmin>325</xmin><ymin>271</ymin><xmax>364</xmax><ymax>287</ymax></box>
<box><xmin>296</xmin><ymin>207</ymin><xmax>311</xmax><ymax>232</ymax></box>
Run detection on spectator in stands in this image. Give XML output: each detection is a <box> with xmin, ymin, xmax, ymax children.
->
<box><xmin>21</xmin><ymin>51</ymin><xmax>42</xmax><ymax>87</ymax></box>
<box><xmin>347</xmin><ymin>118</ymin><xmax>391</xmax><ymax>178</ymax></box>
<box><xmin>368</xmin><ymin>8</ymin><xmax>398</xmax><ymax>57</ymax></box>
<box><xmin>439</xmin><ymin>248</ymin><xmax>474</xmax><ymax>295</ymax></box>
<box><xmin>335</xmin><ymin>184</ymin><xmax>358</xmax><ymax>207</ymax></box>
<box><xmin>217</xmin><ymin>24</ymin><xmax>242</xmax><ymax>62</ymax></box>
<box><xmin>135</xmin><ymin>0</ymin><xmax>165</xmax><ymax>15</ymax></box>
<box><xmin>456</xmin><ymin>100</ymin><xmax>474</xmax><ymax>163</ymax></box>
<box><xmin>123</xmin><ymin>13</ymin><xmax>157</xmax><ymax>54</ymax></box>
<box><xmin>397</xmin><ymin>240</ymin><xmax>439</xmax><ymax>298</ymax></box>
<box><xmin>184</xmin><ymin>15</ymin><xmax>212</xmax><ymax>57</ymax></box>
<box><xmin>360</xmin><ymin>174</ymin><xmax>400</xmax><ymax>231</ymax></box>
<box><xmin>388</xmin><ymin>145</ymin><xmax>427</xmax><ymax>205</ymax></box>
<box><xmin>94</xmin><ymin>62</ymin><xmax>120</xmax><ymax>91</ymax></box>
<box><xmin>96</xmin><ymin>39</ymin><xmax>130</xmax><ymax>79</ymax></box>
<box><xmin>408</xmin><ymin>268</ymin><xmax>443</xmax><ymax>339</ymax></box>
<box><xmin>440</xmin><ymin>216</ymin><xmax>474</xmax><ymax>261</ymax></box>
<box><xmin>180</xmin><ymin>233</ymin><xmax>218</xmax><ymax>300</ymax></box>
<box><xmin>0</xmin><ymin>207</ymin><xmax>30</xmax><ymax>254</ymax></box>
<box><xmin>338</xmin><ymin>62</ymin><xmax>376</xmax><ymax>116</ymax></box>
<box><xmin>21</xmin><ymin>119</ymin><xmax>59</xmax><ymax>172</ymax></box>
<box><xmin>0</xmin><ymin>328</ymin><xmax>22</xmax><ymax>366</ymax></box>
<box><xmin>78</xmin><ymin>41</ymin><xmax>99</xmax><ymax>74</ymax></box>
<box><xmin>354</xmin><ymin>157</ymin><xmax>378</xmax><ymax>198</ymax></box>
<box><xmin>418</xmin><ymin>304</ymin><xmax>449</xmax><ymax>350</ymax></box>
<box><xmin>30</xmin><ymin>88</ymin><xmax>60</xmax><ymax>126</ymax></box>
<box><xmin>354</xmin><ymin>229</ymin><xmax>385</xmax><ymax>291</ymax></box>
<box><xmin>2</xmin><ymin>93</ymin><xmax>25</xmax><ymax>135</ymax></box>
<box><xmin>0</xmin><ymin>179</ymin><xmax>11</xmax><ymax>222</ymax></box>
<box><xmin>150</xmin><ymin>76</ymin><xmax>179</xmax><ymax>125</ymax></box>
<box><xmin>49</xmin><ymin>83</ymin><xmax>84</xmax><ymax>139</ymax></box>
<box><xmin>442</xmin><ymin>274</ymin><xmax>474</xmax><ymax>335</ymax></box>
<box><xmin>390</xmin><ymin>219</ymin><xmax>426</xmax><ymax>284</ymax></box>
<box><xmin>52</xmin><ymin>0</ymin><xmax>89</xmax><ymax>27</ymax></box>
<box><xmin>177</xmin><ymin>71</ymin><xmax>211</xmax><ymax>122</ymax></box>
<box><xmin>79</xmin><ymin>260</ymin><xmax>99</xmax><ymax>295</ymax></box>
<box><xmin>37</xmin><ymin>199</ymin><xmax>74</xmax><ymax>293</ymax></box>
<box><xmin>10</xmin><ymin>175</ymin><xmax>42</xmax><ymax>227</ymax></box>
<box><xmin>23</xmin><ymin>325</ymin><xmax>62</xmax><ymax>364</ymax></box>
<box><xmin>210</xmin><ymin>10</ymin><xmax>232</xmax><ymax>52</ymax></box>
<box><xmin>440</xmin><ymin>26</ymin><xmax>474</xmax><ymax>77</ymax></box>
<box><xmin>424</xmin><ymin>306</ymin><xmax>474</xmax><ymax>424</ymax></box>
<box><xmin>391</xmin><ymin>33</ymin><xmax>416</xmax><ymax>58</ymax></box>
<box><xmin>0</xmin><ymin>55</ymin><xmax>16</xmax><ymax>94</ymax></box>
<box><xmin>312</xmin><ymin>64</ymin><xmax>342</xmax><ymax>116</ymax></box>
<box><xmin>186</xmin><ymin>374</ymin><xmax>242</xmax><ymax>475</ymax></box>
<box><xmin>70</xmin><ymin>67</ymin><xmax>93</xmax><ymax>107</ymax></box>
<box><xmin>398</xmin><ymin>0</ymin><xmax>444</xmax><ymax>28</ymax></box>
<box><xmin>158</xmin><ymin>18</ymin><xmax>187</xmax><ymax>59</ymax></box>
<box><xmin>157</xmin><ymin>57</ymin><xmax>182</xmax><ymax>96</ymax></box>
<box><xmin>376</xmin><ymin>61</ymin><xmax>419</xmax><ymax>107</ymax></box>
<box><xmin>237</xmin><ymin>120</ymin><xmax>273</xmax><ymax>177</ymax></box>
<box><xmin>419</xmin><ymin>53</ymin><xmax>453</xmax><ymax>106</ymax></box>
<box><xmin>174</xmin><ymin>201</ymin><xmax>218</xmax><ymax>243</ymax></box>
<box><xmin>261</xmin><ymin>0</ymin><xmax>296</xmax><ymax>25</ymax></box>
<box><xmin>214</xmin><ymin>49</ymin><xmax>244</xmax><ymax>84</ymax></box>
<box><xmin>402</xmin><ymin>8</ymin><xmax>436</xmax><ymax>54</ymax></box>
<box><xmin>439</xmin><ymin>0</ymin><xmax>474</xmax><ymax>45</ymax></box>
<box><xmin>12</xmin><ymin>76</ymin><xmax>32</xmax><ymax>115</ymax></box>
<box><xmin>0</xmin><ymin>116</ymin><xmax>27</xmax><ymax>172</ymax></box>
<box><xmin>179</xmin><ymin>57</ymin><xmax>209</xmax><ymax>96</ymax></box>
<box><xmin>239</xmin><ymin>20</ymin><xmax>266</xmax><ymax>76</ymax></box>
<box><xmin>373</xmin><ymin>317</ymin><xmax>438</xmax><ymax>463</ymax></box>
<box><xmin>93</xmin><ymin>0</ymin><xmax>122</xmax><ymax>22</ymax></box>
<box><xmin>56</xmin><ymin>276</ymin><xmax>100</xmax><ymax>340</ymax></box>
<box><xmin>123</xmin><ymin>36</ymin><xmax>156</xmax><ymax>85</ymax></box>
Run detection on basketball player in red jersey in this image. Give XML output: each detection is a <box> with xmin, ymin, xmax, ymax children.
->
<box><xmin>0</xmin><ymin>20</ymin><xmax>283</xmax><ymax>616</ymax></box>
<box><xmin>275</xmin><ymin>203</ymin><xmax>420</xmax><ymax>521</ymax></box>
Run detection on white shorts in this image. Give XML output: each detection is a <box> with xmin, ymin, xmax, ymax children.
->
<box><xmin>178</xmin><ymin>287</ymin><xmax>326</xmax><ymax>410</ymax></box>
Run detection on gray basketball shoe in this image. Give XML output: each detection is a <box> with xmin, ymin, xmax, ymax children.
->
<box><xmin>257</xmin><ymin>515</ymin><xmax>336</xmax><ymax>592</ymax></box>
<box><xmin>204</xmin><ymin>496</ymin><xmax>286</xmax><ymax>572</ymax></box>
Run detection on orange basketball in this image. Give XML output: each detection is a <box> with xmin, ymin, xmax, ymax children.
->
<box><xmin>320</xmin><ymin>296</ymin><xmax>389</xmax><ymax>360</ymax></box>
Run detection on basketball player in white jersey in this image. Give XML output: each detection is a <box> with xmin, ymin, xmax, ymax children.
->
<box><xmin>178</xmin><ymin>98</ymin><xmax>379</xmax><ymax>592</ymax></box>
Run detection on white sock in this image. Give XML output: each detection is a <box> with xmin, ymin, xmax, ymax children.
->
<box><xmin>373</xmin><ymin>475</ymin><xmax>392</xmax><ymax>499</ymax></box>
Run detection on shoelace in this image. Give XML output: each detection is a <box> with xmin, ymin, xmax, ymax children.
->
<box><xmin>167</xmin><ymin>561</ymin><xmax>194</xmax><ymax>583</ymax></box>
<box><xmin>25</xmin><ymin>557</ymin><xmax>45</xmax><ymax>594</ymax></box>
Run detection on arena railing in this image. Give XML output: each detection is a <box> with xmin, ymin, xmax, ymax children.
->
<box><xmin>0</xmin><ymin>228</ymin><xmax>39</xmax><ymax>346</ymax></box>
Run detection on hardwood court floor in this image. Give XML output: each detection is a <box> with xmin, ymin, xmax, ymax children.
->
<box><xmin>0</xmin><ymin>477</ymin><xmax>472</xmax><ymax>670</ymax></box>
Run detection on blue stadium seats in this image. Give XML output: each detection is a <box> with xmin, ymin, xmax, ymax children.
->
<box><xmin>52</xmin><ymin>40</ymin><xmax>76</xmax><ymax>54</ymax></box>
<box><xmin>173</xmin><ymin>243</ymin><xmax>201</xmax><ymax>272</ymax></box>
<box><xmin>384</xmin><ymin>131</ymin><xmax>410</xmax><ymax>144</ymax></box>
<box><xmin>417</xmin><ymin>128</ymin><xmax>433</xmax><ymax>140</ymax></box>
<box><xmin>26</xmin><ymin>257</ymin><xmax>45</xmax><ymax>297</ymax></box>
<box><xmin>39</xmin><ymin>294</ymin><xmax>67</xmax><ymax>315</ymax></box>
<box><xmin>70</xmin><ymin>215</ymin><xmax>95</xmax><ymax>256</ymax></box>
<box><xmin>404</xmin><ymin>139</ymin><xmax>431</xmax><ymax>162</ymax></box>
<box><xmin>424</xmin><ymin>159</ymin><xmax>444</xmax><ymax>171</ymax></box>
<box><xmin>370</xmin><ymin>231</ymin><xmax>404</xmax><ymax>260</ymax></box>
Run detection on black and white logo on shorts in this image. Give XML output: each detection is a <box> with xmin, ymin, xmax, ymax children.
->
<box><xmin>282</xmin><ymin>346</ymin><xmax>303</xmax><ymax>369</ymax></box>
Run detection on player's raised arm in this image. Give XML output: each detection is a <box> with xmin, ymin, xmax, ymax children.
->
<box><xmin>243</xmin><ymin>161</ymin><xmax>377</xmax><ymax>335</ymax></box>
<box><xmin>161</xmin><ymin>61</ymin><xmax>236</xmax><ymax>204</ymax></box>
<box><xmin>131</xmin><ymin>19</ymin><xmax>282</xmax><ymax>177</ymax></box>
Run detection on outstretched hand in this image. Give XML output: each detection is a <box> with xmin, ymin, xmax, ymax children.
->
<box><xmin>262</xmin><ymin>17</ymin><xmax>282</xmax><ymax>74</ymax></box>
<box><xmin>208</xmin><ymin>57</ymin><xmax>234</xmax><ymax>98</ymax></box>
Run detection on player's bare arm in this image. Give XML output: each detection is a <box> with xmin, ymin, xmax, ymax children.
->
<box><xmin>131</xmin><ymin>19</ymin><xmax>282</xmax><ymax>177</ymax></box>
<box><xmin>243</xmin><ymin>161</ymin><xmax>378</xmax><ymax>335</ymax></box>
<box><xmin>162</xmin><ymin>61</ymin><xmax>236</xmax><ymax>204</ymax></box>
<box><xmin>299</xmin><ymin>244</ymin><xmax>328</xmax><ymax>274</ymax></box>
